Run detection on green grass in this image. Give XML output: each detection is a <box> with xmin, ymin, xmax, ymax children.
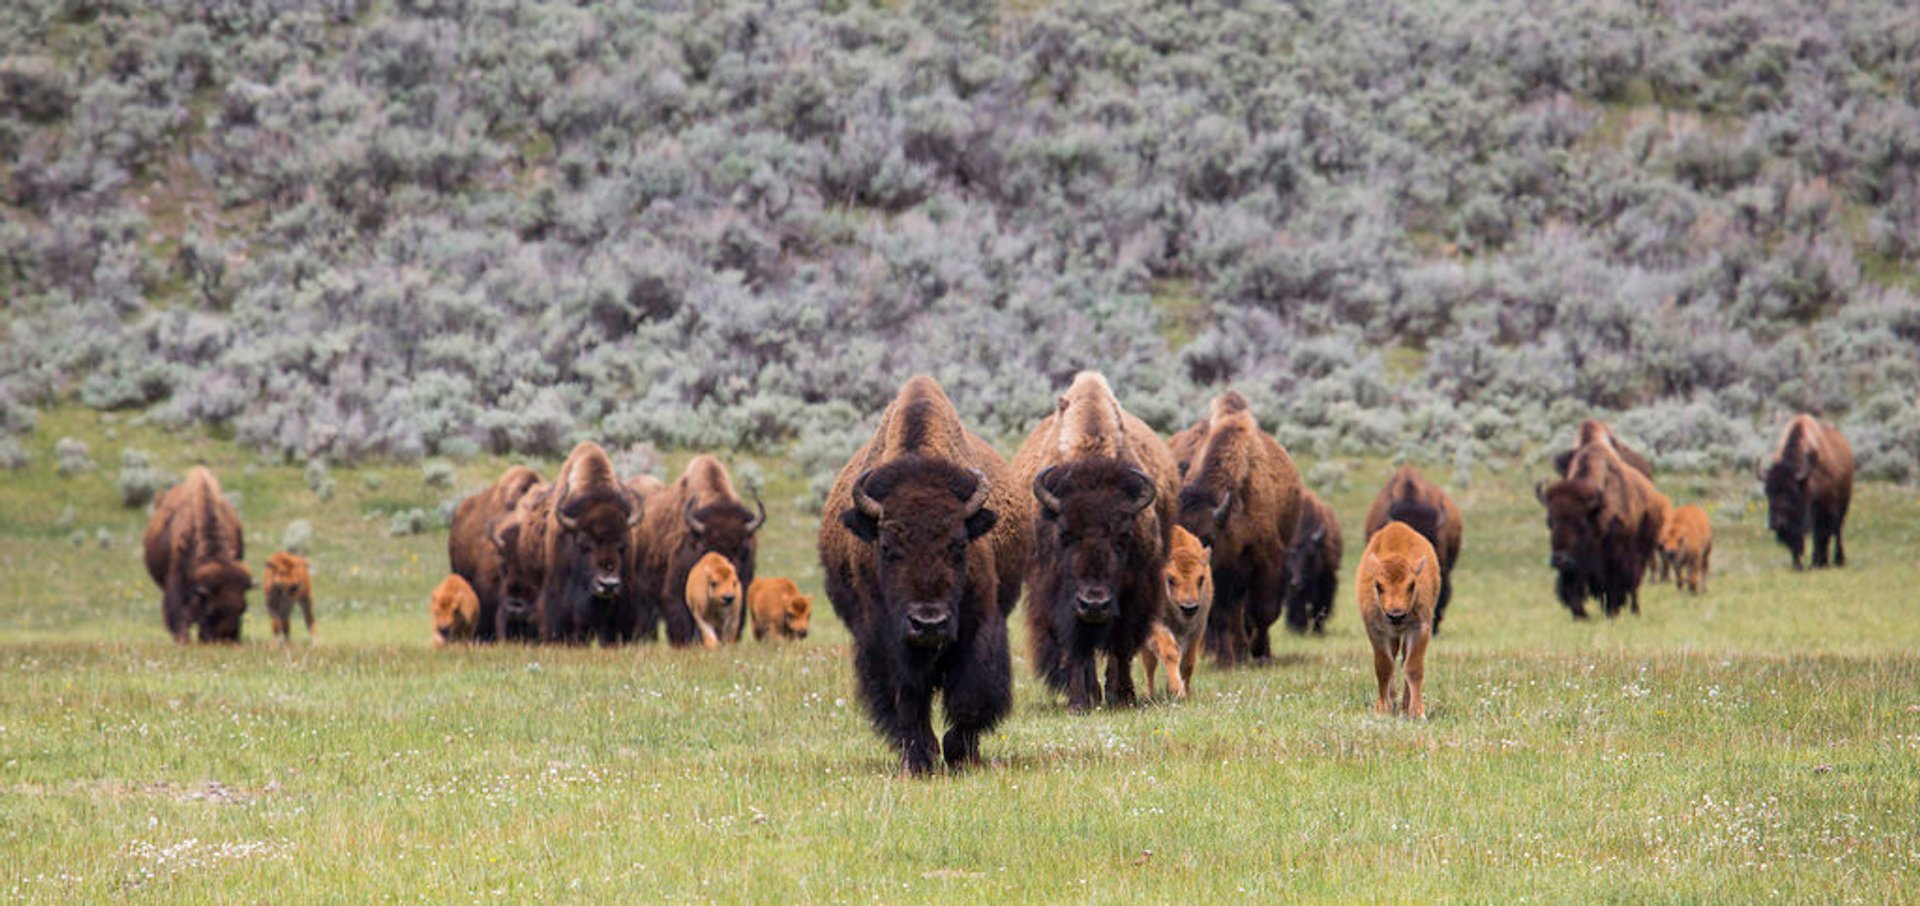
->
<box><xmin>4</xmin><ymin>408</ymin><xmax>1920</xmax><ymax>900</ymax></box>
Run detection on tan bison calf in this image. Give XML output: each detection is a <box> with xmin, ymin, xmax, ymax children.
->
<box><xmin>262</xmin><ymin>551</ymin><xmax>315</xmax><ymax>644</ymax></box>
<box><xmin>430</xmin><ymin>574</ymin><xmax>481</xmax><ymax>646</ymax></box>
<box><xmin>1140</xmin><ymin>526</ymin><xmax>1211</xmax><ymax>699</ymax></box>
<box><xmin>1661</xmin><ymin>505</ymin><xmax>1713</xmax><ymax>594</ymax></box>
<box><xmin>684</xmin><ymin>552</ymin><xmax>744</xmax><ymax>648</ymax></box>
<box><xmin>1357</xmin><ymin>521</ymin><xmax>1440</xmax><ymax>720</ymax></box>
<box><xmin>748</xmin><ymin>577</ymin><xmax>812</xmax><ymax>641</ymax></box>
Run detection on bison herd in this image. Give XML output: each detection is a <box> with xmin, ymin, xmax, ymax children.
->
<box><xmin>140</xmin><ymin>376</ymin><xmax>1859</xmax><ymax>774</ymax></box>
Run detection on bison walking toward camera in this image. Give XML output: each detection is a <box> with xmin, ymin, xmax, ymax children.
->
<box><xmin>486</xmin><ymin>480</ymin><xmax>552</xmax><ymax>643</ymax></box>
<box><xmin>1357</xmin><ymin>521</ymin><xmax>1439</xmax><ymax>720</ymax></box>
<box><xmin>144</xmin><ymin>467</ymin><xmax>252</xmax><ymax>643</ymax></box>
<box><xmin>1363</xmin><ymin>466</ymin><xmax>1463</xmax><ymax>633</ymax></box>
<box><xmin>1283</xmin><ymin>490</ymin><xmax>1342</xmax><ymax>635</ymax></box>
<box><xmin>634</xmin><ymin>456</ymin><xmax>764</xmax><ymax>646</ymax></box>
<box><xmin>748</xmin><ymin>577</ymin><xmax>812</xmax><ymax>641</ymax></box>
<box><xmin>448</xmin><ymin>465</ymin><xmax>542</xmax><ymax>643</ymax></box>
<box><xmin>1760</xmin><ymin>415</ymin><xmax>1854</xmax><ymax>570</ymax></box>
<box><xmin>1538</xmin><ymin>442</ymin><xmax>1663</xmax><ymax>618</ymax></box>
<box><xmin>817</xmin><ymin>376</ymin><xmax>1029</xmax><ymax>775</ymax></box>
<box><xmin>1661</xmin><ymin>504</ymin><xmax>1713</xmax><ymax>594</ymax></box>
<box><xmin>683</xmin><ymin>552</ymin><xmax>745</xmax><ymax>648</ymax></box>
<box><xmin>262</xmin><ymin>551</ymin><xmax>314</xmax><ymax>644</ymax></box>
<box><xmin>1012</xmin><ymin>372</ymin><xmax>1180</xmax><ymax>712</ymax></box>
<box><xmin>537</xmin><ymin>443</ymin><xmax>644</xmax><ymax>645</ymax></box>
<box><xmin>1140</xmin><ymin>525</ymin><xmax>1212</xmax><ymax>699</ymax></box>
<box><xmin>430</xmin><ymin>574</ymin><xmax>481</xmax><ymax>646</ymax></box>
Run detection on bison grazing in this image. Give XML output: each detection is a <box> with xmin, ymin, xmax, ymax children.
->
<box><xmin>634</xmin><ymin>455</ymin><xmax>765</xmax><ymax>646</ymax></box>
<box><xmin>683</xmin><ymin>552</ymin><xmax>744</xmax><ymax>648</ymax></box>
<box><xmin>1140</xmin><ymin>525</ymin><xmax>1211</xmax><ymax>699</ymax></box>
<box><xmin>262</xmin><ymin>551</ymin><xmax>315</xmax><ymax>644</ymax></box>
<box><xmin>487</xmin><ymin>481</ymin><xmax>551</xmax><ymax>643</ymax></box>
<box><xmin>1760</xmin><ymin>415</ymin><xmax>1854</xmax><ymax>570</ymax></box>
<box><xmin>144</xmin><ymin>466</ymin><xmax>252</xmax><ymax>643</ymax></box>
<box><xmin>1175</xmin><ymin>391</ymin><xmax>1303</xmax><ymax>667</ymax></box>
<box><xmin>1356</xmin><ymin>521</ymin><xmax>1439</xmax><ymax>720</ymax></box>
<box><xmin>1551</xmin><ymin>420</ymin><xmax>1654</xmax><ymax>479</ymax></box>
<box><xmin>1012</xmin><ymin>372</ymin><xmax>1180</xmax><ymax>712</ymax></box>
<box><xmin>1661</xmin><ymin>504</ymin><xmax>1713</xmax><ymax>594</ymax></box>
<box><xmin>817</xmin><ymin>375</ymin><xmax>1029</xmax><ymax>774</ymax></box>
<box><xmin>539</xmin><ymin>442</ymin><xmax>644</xmax><ymax>645</ymax></box>
<box><xmin>1537</xmin><ymin>442</ymin><xmax>1664</xmax><ymax>618</ymax></box>
<box><xmin>748</xmin><ymin>577</ymin><xmax>812</xmax><ymax>641</ymax></box>
<box><xmin>1362</xmin><ymin>466</ymin><xmax>1463</xmax><ymax>633</ymax></box>
<box><xmin>430</xmin><ymin>574</ymin><xmax>481</xmax><ymax>646</ymax></box>
<box><xmin>448</xmin><ymin>465</ymin><xmax>542</xmax><ymax>643</ymax></box>
<box><xmin>1283</xmin><ymin>490</ymin><xmax>1343</xmax><ymax>635</ymax></box>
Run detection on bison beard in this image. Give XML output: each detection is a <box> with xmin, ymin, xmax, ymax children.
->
<box><xmin>1026</xmin><ymin>461</ymin><xmax>1160</xmax><ymax>712</ymax></box>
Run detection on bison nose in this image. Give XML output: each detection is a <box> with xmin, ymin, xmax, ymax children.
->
<box><xmin>1385</xmin><ymin>609</ymin><xmax>1409</xmax><ymax>624</ymax></box>
<box><xmin>794</xmin><ymin>629</ymin><xmax>809</xmax><ymax>639</ymax></box>
<box><xmin>1550</xmin><ymin>552</ymin><xmax>1573</xmax><ymax>570</ymax></box>
<box><xmin>1177</xmin><ymin>601</ymin><xmax>1202</xmax><ymax>618</ymax></box>
<box><xmin>1074</xmin><ymin>588</ymin><xmax>1114</xmax><ymax>623</ymax></box>
<box><xmin>904</xmin><ymin>603</ymin><xmax>951</xmax><ymax>641</ymax></box>
<box><xmin>593</xmin><ymin>576</ymin><xmax>622</xmax><ymax>597</ymax></box>
<box><xmin>719</xmin><ymin>593</ymin><xmax>737</xmax><ymax>606</ymax></box>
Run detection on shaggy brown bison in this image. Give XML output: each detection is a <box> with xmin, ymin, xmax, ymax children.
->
<box><xmin>817</xmin><ymin>376</ymin><xmax>1029</xmax><ymax>774</ymax></box>
<box><xmin>144</xmin><ymin>467</ymin><xmax>252</xmax><ymax>643</ymax></box>
<box><xmin>1140</xmin><ymin>525</ymin><xmax>1211</xmax><ymax>699</ymax></box>
<box><xmin>748</xmin><ymin>577</ymin><xmax>812</xmax><ymax>641</ymax></box>
<box><xmin>1537</xmin><ymin>442</ymin><xmax>1663</xmax><ymax>618</ymax></box>
<box><xmin>448</xmin><ymin>465</ymin><xmax>542</xmax><ymax>643</ymax></box>
<box><xmin>1551</xmin><ymin>420</ymin><xmax>1654</xmax><ymax>479</ymax></box>
<box><xmin>683</xmin><ymin>552</ymin><xmax>744</xmax><ymax>648</ymax></box>
<box><xmin>634</xmin><ymin>455</ymin><xmax>765</xmax><ymax>646</ymax></box>
<box><xmin>487</xmin><ymin>481</ymin><xmax>552</xmax><ymax>643</ymax></box>
<box><xmin>430</xmin><ymin>574</ymin><xmax>480</xmax><ymax>646</ymax></box>
<box><xmin>1175</xmin><ymin>391</ymin><xmax>1302</xmax><ymax>666</ymax></box>
<box><xmin>1363</xmin><ymin>466</ymin><xmax>1463</xmax><ymax>633</ymax></box>
<box><xmin>1660</xmin><ymin>504</ymin><xmax>1713</xmax><ymax>594</ymax></box>
<box><xmin>1760</xmin><ymin>415</ymin><xmax>1854</xmax><ymax>570</ymax></box>
<box><xmin>1283</xmin><ymin>490</ymin><xmax>1342</xmax><ymax>635</ymax></box>
<box><xmin>262</xmin><ymin>551</ymin><xmax>315</xmax><ymax>644</ymax></box>
<box><xmin>1012</xmin><ymin>372</ymin><xmax>1180</xmax><ymax>712</ymax></box>
<box><xmin>1357</xmin><ymin>521</ymin><xmax>1439</xmax><ymax>720</ymax></box>
<box><xmin>539</xmin><ymin>442</ymin><xmax>644</xmax><ymax>645</ymax></box>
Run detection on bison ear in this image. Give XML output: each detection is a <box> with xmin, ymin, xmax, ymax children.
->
<box><xmin>840</xmin><ymin>507</ymin><xmax>879</xmax><ymax>543</ymax></box>
<box><xmin>1411</xmin><ymin>555</ymin><xmax>1427</xmax><ymax>578</ymax></box>
<box><xmin>964</xmin><ymin>506</ymin><xmax>999</xmax><ymax>541</ymax></box>
<box><xmin>1533</xmin><ymin>480</ymin><xmax>1548</xmax><ymax>504</ymax></box>
<box><xmin>1309</xmin><ymin>526</ymin><xmax>1326</xmax><ymax>546</ymax></box>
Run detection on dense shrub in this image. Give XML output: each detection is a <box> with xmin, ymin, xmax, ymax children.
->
<box><xmin>54</xmin><ymin>438</ymin><xmax>93</xmax><ymax>477</ymax></box>
<box><xmin>115</xmin><ymin>448</ymin><xmax>171</xmax><ymax>507</ymax></box>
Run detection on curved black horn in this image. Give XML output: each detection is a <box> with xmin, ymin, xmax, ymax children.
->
<box><xmin>962</xmin><ymin>469</ymin><xmax>990</xmax><ymax>516</ymax></box>
<box><xmin>1127</xmin><ymin>467</ymin><xmax>1156</xmax><ymax>515</ymax></box>
<box><xmin>851</xmin><ymin>469</ymin><xmax>883</xmax><ymax>520</ymax></box>
<box><xmin>745</xmin><ymin>490</ymin><xmax>766</xmax><ymax>534</ymax></box>
<box><xmin>1212</xmin><ymin>490</ymin><xmax>1232</xmax><ymax>525</ymax></box>
<box><xmin>1032</xmin><ymin>466</ymin><xmax>1064</xmax><ymax>514</ymax></box>
<box><xmin>682</xmin><ymin>497</ymin><xmax>707</xmax><ymax>536</ymax></box>
<box><xmin>1794</xmin><ymin>454</ymin><xmax>1814</xmax><ymax>483</ymax></box>
<box><xmin>553</xmin><ymin>479</ymin><xmax>579</xmax><ymax>532</ymax></box>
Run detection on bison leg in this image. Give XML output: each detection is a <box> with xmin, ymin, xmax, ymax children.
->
<box><xmin>1143</xmin><ymin>625</ymin><xmax>1183</xmax><ymax>699</ymax></box>
<box><xmin>1433</xmin><ymin>573</ymin><xmax>1453</xmax><ymax>634</ymax></box>
<box><xmin>1179</xmin><ymin>633</ymin><xmax>1200</xmax><ymax>694</ymax></box>
<box><xmin>1103</xmin><ymin>651</ymin><xmax>1137</xmax><ymax>709</ymax></box>
<box><xmin>299</xmin><ymin>592</ymin><xmax>316</xmax><ymax>643</ymax></box>
<box><xmin>1246</xmin><ymin>564</ymin><xmax>1283</xmax><ymax>663</ymax></box>
<box><xmin>940</xmin><ymin>621</ymin><xmax>1010</xmax><ymax>770</ymax></box>
<box><xmin>1700</xmin><ymin>545</ymin><xmax>1711</xmax><ymax>593</ymax></box>
<box><xmin>1370</xmin><ymin>638</ymin><xmax>1394</xmax><ymax>716</ymax></box>
<box><xmin>1065</xmin><ymin>656</ymin><xmax>1097</xmax><ymax>713</ymax></box>
<box><xmin>1833</xmin><ymin>521</ymin><xmax>1846</xmax><ymax>568</ymax></box>
<box><xmin>1403</xmin><ymin>629</ymin><xmax>1430</xmax><ymax>721</ymax></box>
<box><xmin>1204</xmin><ymin>570</ymin><xmax>1247</xmax><ymax>668</ymax></box>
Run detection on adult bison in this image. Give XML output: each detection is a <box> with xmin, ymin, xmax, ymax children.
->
<box><xmin>1175</xmin><ymin>391</ymin><xmax>1302</xmax><ymax>666</ymax></box>
<box><xmin>817</xmin><ymin>375</ymin><xmax>1029</xmax><ymax>774</ymax></box>
<box><xmin>633</xmin><ymin>455</ymin><xmax>764</xmax><ymax>646</ymax></box>
<box><xmin>1760</xmin><ymin>415</ymin><xmax>1854</xmax><ymax>570</ymax></box>
<box><xmin>1012</xmin><ymin>372</ymin><xmax>1180</xmax><ymax>712</ymax></box>
<box><xmin>1283</xmin><ymin>490</ymin><xmax>1342</xmax><ymax>635</ymax></box>
<box><xmin>1551</xmin><ymin>420</ymin><xmax>1653</xmax><ymax>479</ymax></box>
<box><xmin>537</xmin><ymin>441</ymin><xmax>643</xmax><ymax>645</ymax></box>
<box><xmin>1363</xmin><ymin>466</ymin><xmax>1463</xmax><ymax>633</ymax></box>
<box><xmin>487</xmin><ymin>481</ymin><xmax>552</xmax><ymax>643</ymax></box>
<box><xmin>448</xmin><ymin>465</ymin><xmax>542</xmax><ymax>642</ymax></box>
<box><xmin>1537</xmin><ymin>442</ymin><xmax>1663</xmax><ymax>619</ymax></box>
<box><xmin>144</xmin><ymin>466</ymin><xmax>252</xmax><ymax>643</ymax></box>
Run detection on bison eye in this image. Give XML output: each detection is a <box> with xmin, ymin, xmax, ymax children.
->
<box><xmin>1374</xmin><ymin>581</ymin><xmax>1384</xmax><ymax>597</ymax></box>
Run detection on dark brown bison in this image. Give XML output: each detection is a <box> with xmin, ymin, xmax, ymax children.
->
<box><xmin>1283</xmin><ymin>489</ymin><xmax>1342</xmax><ymax>635</ymax></box>
<box><xmin>538</xmin><ymin>442</ymin><xmax>644</xmax><ymax>645</ymax></box>
<box><xmin>143</xmin><ymin>466</ymin><xmax>252</xmax><ymax>643</ymax></box>
<box><xmin>1537</xmin><ymin>442</ymin><xmax>1663</xmax><ymax>618</ymax></box>
<box><xmin>1363</xmin><ymin>466</ymin><xmax>1464</xmax><ymax>634</ymax></box>
<box><xmin>1175</xmin><ymin>391</ymin><xmax>1303</xmax><ymax>666</ymax></box>
<box><xmin>1760</xmin><ymin>415</ymin><xmax>1854</xmax><ymax>570</ymax></box>
<box><xmin>448</xmin><ymin>465</ymin><xmax>542</xmax><ymax>643</ymax></box>
<box><xmin>487</xmin><ymin>481</ymin><xmax>552</xmax><ymax>643</ymax></box>
<box><xmin>633</xmin><ymin>455</ymin><xmax>765</xmax><ymax>646</ymax></box>
<box><xmin>1011</xmin><ymin>372</ymin><xmax>1180</xmax><ymax>712</ymax></box>
<box><xmin>817</xmin><ymin>375</ymin><xmax>1030</xmax><ymax>774</ymax></box>
<box><xmin>1551</xmin><ymin>420</ymin><xmax>1653</xmax><ymax>479</ymax></box>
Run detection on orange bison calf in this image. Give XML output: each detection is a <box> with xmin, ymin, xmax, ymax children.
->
<box><xmin>1357</xmin><ymin>521</ymin><xmax>1440</xmax><ymax>720</ymax></box>
<box><xmin>430</xmin><ymin>574</ymin><xmax>481</xmax><ymax>646</ymax></box>
<box><xmin>263</xmin><ymin>551</ymin><xmax>315</xmax><ymax>644</ymax></box>
<box><xmin>748</xmin><ymin>577</ymin><xmax>812</xmax><ymax>641</ymax></box>
<box><xmin>1140</xmin><ymin>526</ymin><xmax>1211</xmax><ymax>699</ymax></box>
<box><xmin>1661</xmin><ymin>505</ymin><xmax>1713</xmax><ymax>594</ymax></box>
<box><xmin>683</xmin><ymin>552</ymin><xmax>745</xmax><ymax>648</ymax></box>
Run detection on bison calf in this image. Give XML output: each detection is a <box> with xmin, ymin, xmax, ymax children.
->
<box><xmin>1283</xmin><ymin>490</ymin><xmax>1342</xmax><ymax>635</ymax></box>
<box><xmin>1140</xmin><ymin>526</ymin><xmax>1211</xmax><ymax>699</ymax></box>
<box><xmin>684</xmin><ymin>552</ymin><xmax>744</xmax><ymax>648</ymax></box>
<box><xmin>748</xmin><ymin>577</ymin><xmax>812</xmax><ymax>641</ymax></box>
<box><xmin>1357</xmin><ymin>522</ymin><xmax>1439</xmax><ymax>720</ymax></box>
<box><xmin>262</xmin><ymin>551</ymin><xmax>315</xmax><ymax>644</ymax></box>
<box><xmin>1661</xmin><ymin>505</ymin><xmax>1713</xmax><ymax>594</ymax></box>
<box><xmin>430</xmin><ymin>574</ymin><xmax>481</xmax><ymax>646</ymax></box>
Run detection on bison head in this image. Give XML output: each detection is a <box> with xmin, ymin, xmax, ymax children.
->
<box><xmin>191</xmin><ymin>560</ymin><xmax>252</xmax><ymax>642</ymax></box>
<box><xmin>682</xmin><ymin>491</ymin><xmax>765</xmax><ymax>588</ymax></box>
<box><xmin>488</xmin><ymin>518</ymin><xmax>539</xmax><ymax>619</ymax></box>
<box><xmin>1163</xmin><ymin>531</ymin><xmax>1212</xmax><ymax>630</ymax></box>
<box><xmin>1174</xmin><ymin>485</ymin><xmax>1234</xmax><ymax>551</ymax></box>
<box><xmin>555</xmin><ymin>485</ymin><xmax>641</xmax><ymax>600</ymax></box>
<box><xmin>1363</xmin><ymin>550</ymin><xmax>1427</xmax><ymax>627</ymax></box>
<box><xmin>840</xmin><ymin>456</ymin><xmax>997</xmax><ymax>649</ymax></box>
<box><xmin>1033</xmin><ymin>461</ymin><xmax>1157</xmax><ymax>625</ymax></box>
<box><xmin>1537</xmin><ymin>478</ymin><xmax>1603</xmax><ymax>599</ymax></box>
<box><xmin>1285</xmin><ymin>522</ymin><xmax>1327</xmax><ymax>598</ymax></box>
<box><xmin>1761</xmin><ymin>457</ymin><xmax>1812</xmax><ymax>565</ymax></box>
<box><xmin>785</xmin><ymin>594</ymin><xmax>812</xmax><ymax>639</ymax></box>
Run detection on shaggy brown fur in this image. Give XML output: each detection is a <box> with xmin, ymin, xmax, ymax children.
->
<box><xmin>683</xmin><ymin>552</ymin><xmax>744</xmax><ymax>648</ymax></box>
<box><xmin>1660</xmin><ymin>504</ymin><xmax>1713</xmax><ymax>594</ymax></box>
<box><xmin>1283</xmin><ymin>490</ymin><xmax>1343</xmax><ymax>635</ymax></box>
<box><xmin>1167</xmin><ymin>418</ymin><xmax>1208</xmax><ymax>479</ymax></box>
<box><xmin>1140</xmin><ymin>525</ymin><xmax>1211</xmax><ymax>699</ymax></box>
<box><xmin>262</xmin><ymin>551</ymin><xmax>314</xmax><ymax>644</ymax></box>
<box><xmin>1362</xmin><ymin>466</ymin><xmax>1464</xmax><ymax>633</ymax></box>
<box><xmin>748</xmin><ymin>577</ymin><xmax>812</xmax><ymax>641</ymax></box>
<box><xmin>1356</xmin><ymin>522</ymin><xmax>1440</xmax><ymax>720</ymax></box>
<box><xmin>1538</xmin><ymin>442</ymin><xmax>1663</xmax><ymax>619</ymax></box>
<box><xmin>487</xmin><ymin>481</ymin><xmax>552</xmax><ymax>643</ymax></box>
<box><xmin>1760</xmin><ymin>415</ymin><xmax>1854</xmax><ymax>570</ymax></box>
<box><xmin>430</xmin><ymin>574</ymin><xmax>481</xmax><ymax>646</ymax></box>
<box><xmin>1551</xmin><ymin>420</ymin><xmax>1654</xmax><ymax>479</ymax></box>
<box><xmin>538</xmin><ymin>442</ymin><xmax>643</xmax><ymax>645</ymax></box>
<box><xmin>144</xmin><ymin>467</ymin><xmax>251</xmax><ymax>643</ymax></box>
<box><xmin>1174</xmin><ymin>392</ymin><xmax>1303</xmax><ymax>666</ymax></box>
<box><xmin>1012</xmin><ymin>372</ymin><xmax>1181</xmax><ymax>711</ymax></box>
<box><xmin>634</xmin><ymin>455</ymin><xmax>765</xmax><ymax>646</ymax></box>
<box><xmin>448</xmin><ymin>465</ymin><xmax>542</xmax><ymax>643</ymax></box>
<box><xmin>817</xmin><ymin>375</ymin><xmax>1030</xmax><ymax>774</ymax></box>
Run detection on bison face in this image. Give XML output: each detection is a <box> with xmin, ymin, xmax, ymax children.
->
<box><xmin>556</xmin><ymin>492</ymin><xmax>638</xmax><ymax>600</ymax></box>
<box><xmin>1034</xmin><ymin>462</ymin><xmax>1156</xmax><ymax>625</ymax></box>
<box><xmin>1365</xmin><ymin>554</ymin><xmax>1427</xmax><ymax>626</ymax></box>
<box><xmin>1538</xmin><ymin>479</ymin><xmax>1602</xmax><ymax>576</ymax></box>
<box><xmin>1164</xmin><ymin>554</ymin><xmax>1211</xmax><ymax>625</ymax></box>
<box><xmin>682</xmin><ymin>493</ymin><xmax>766</xmax><ymax>587</ymax></box>
<box><xmin>786</xmin><ymin>595</ymin><xmax>812</xmax><ymax>639</ymax></box>
<box><xmin>1285</xmin><ymin>525</ymin><xmax>1326</xmax><ymax>596</ymax></box>
<box><xmin>489</xmin><ymin>521</ymin><xmax>539</xmax><ymax>617</ymax></box>
<box><xmin>840</xmin><ymin>457</ymin><xmax>996</xmax><ymax>650</ymax></box>
<box><xmin>191</xmin><ymin>561</ymin><xmax>252</xmax><ymax>642</ymax></box>
<box><xmin>1175</xmin><ymin>485</ymin><xmax>1233</xmax><ymax>551</ymax></box>
<box><xmin>1762</xmin><ymin>460</ymin><xmax>1809</xmax><ymax>560</ymax></box>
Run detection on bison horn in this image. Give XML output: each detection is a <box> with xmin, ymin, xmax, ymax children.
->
<box><xmin>1534</xmin><ymin>479</ymin><xmax>1548</xmax><ymax>504</ymax></box>
<box><xmin>851</xmin><ymin>469</ymin><xmax>884</xmax><ymax>520</ymax></box>
<box><xmin>1032</xmin><ymin>466</ymin><xmax>1064</xmax><ymax>515</ymax></box>
<box><xmin>553</xmin><ymin>478</ymin><xmax>578</xmax><ymax>532</ymax></box>
<box><xmin>745</xmin><ymin>490</ymin><xmax>766</xmax><ymax>534</ymax></box>
<box><xmin>1127</xmin><ymin>467</ymin><xmax>1156</xmax><ymax>515</ymax></box>
<box><xmin>682</xmin><ymin>497</ymin><xmax>707</xmax><ymax>537</ymax></box>
<box><xmin>962</xmin><ymin>468</ymin><xmax>990</xmax><ymax>516</ymax></box>
<box><xmin>1211</xmin><ymin>491</ymin><xmax>1232</xmax><ymax>525</ymax></box>
<box><xmin>626</xmin><ymin>489</ymin><xmax>644</xmax><ymax>528</ymax></box>
<box><xmin>1794</xmin><ymin>455</ymin><xmax>1814</xmax><ymax>483</ymax></box>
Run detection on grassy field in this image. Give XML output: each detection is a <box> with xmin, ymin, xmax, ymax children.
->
<box><xmin>3</xmin><ymin>408</ymin><xmax>1919</xmax><ymax>900</ymax></box>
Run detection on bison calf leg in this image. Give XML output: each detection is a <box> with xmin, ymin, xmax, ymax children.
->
<box><xmin>1179</xmin><ymin>633</ymin><xmax>1200</xmax><ymax>695</ymax></box>
<box><xmin>1370</xmin><ymin>640</ymin><xmax>1394</xmax><ymax>716</ymax></box>
<box><xmin>1142</xmin><ymin>625</ymin><xmax>1183</xmax><ymax>699</ymax></box>
<box><xmin>1402</xmin><ymin>630</ymin><xmax>1430</xmax><ymax>721</ymax></box>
